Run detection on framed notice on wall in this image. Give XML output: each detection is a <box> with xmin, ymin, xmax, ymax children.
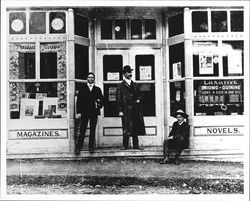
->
<box><xmin>107</xmin><ymin>72</ymin><xmax>120</xmax><ymax>81</ymax></box>
<box><xmin>139</xmin><ymin>66</ymin><xmax>152</xmax><ymax>80</ymax></box>
<box><xmin>108</xmin><ymin>87</ymin><xmax>117</xmax><ymax>101</ymax></box>
<box><xmin>199</xmin><ymin>53</ymin><xmax>213</xmax><ymax>74</ymax></box>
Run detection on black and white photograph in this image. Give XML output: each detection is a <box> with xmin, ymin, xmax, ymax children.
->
<box><xmin>1</xmin><ymin>0</ymin><xmax>249</xmax><ymax>201</ymax></box>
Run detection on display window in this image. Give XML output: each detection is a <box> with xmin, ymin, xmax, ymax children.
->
<box><xmin>193</xmin><ymin>41</ymin><xmax>219</xmax><ymax>77</ymax></box>
<box><xmin>9</xmin><ymin>42</ymin><xmax>67</xmax><ymax>120</ymax></box>
<box><xmin>194</xmin><ymin>79</ymin><xmax>243</xmax><ymax>116</ymax></box>
<box><xmin>169</xmin><ymin>43</ymin><xmax>184</xmax><ymax>79</ymax></box>
<box><xmin>135</xmin><ymin>55</ymin><xmax>156</xmax><ymax>116</ymax></box>
<box><xmin>170</xmin><ymin>81</ymin><xmax>186</xmax><ymax>115</ymax></box>
<box><xmin>168</xmin><ymin>12</ymin><xmax>184</xmax><ymax>37</ymax></box>
<box><xmin>222</xmin><ymin>41</ymin><xmax>243</xmax><ymax>76</ymax></box>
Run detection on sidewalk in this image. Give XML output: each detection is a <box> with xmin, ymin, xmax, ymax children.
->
<box><xmin>6</xmin><ymin>157</ymin><xmax>244</xmax><ymax>194</ymax></box>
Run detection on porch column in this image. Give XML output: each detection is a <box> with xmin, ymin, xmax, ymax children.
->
<box><xmin>184</xmin><ymin>7</ymin><xmax>194</xmax><ymax>145</ymax></box>
<box><xmin>67</xmin><ymin>8</ymin><xmax>76</xmax><ymax>153</ymax></box>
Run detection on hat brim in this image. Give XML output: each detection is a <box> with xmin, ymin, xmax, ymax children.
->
<box><xmin>171</xmin><ymin>112</ymin><xmax>188</xmax><ymax>118</ymax></box>
<box><xmin>122</xmin><ymin>69</ymin><xmax>133</xmax><ymax>73</ymax></box>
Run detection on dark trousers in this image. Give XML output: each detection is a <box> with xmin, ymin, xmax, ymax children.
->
<box><xmin>76</xmin><ymin>112</ymin><xmax>98</xmax><ymax>151</ymax></box>
<box><xmin>123</xmin><ymin>134</ymin><xmax>139</xmax><ymax>148</ymax></box>
<box><xmin>163</xmin><ymin>139</ymin><xmax>185</xmax><ymax>159</ymax></box>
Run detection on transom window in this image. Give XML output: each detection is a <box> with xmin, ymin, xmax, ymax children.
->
<box><xmin>101</xmin><ymin>18</ymin><xmax>156</xmax><ymax>40</ymax></box>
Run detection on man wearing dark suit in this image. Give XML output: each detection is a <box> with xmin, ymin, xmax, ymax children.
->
<box><xmin>116</xmin><ymin>65</ymin><xmax>146</xmax><ymax>150</ymax></box>
<box><xmin>75</xmin><ymin>72</ymin><xmax>104</xmax><ymax>155</ymax></box>
<box><xmin>160</xmin><ymin>109</ymin><xmax>190</xmax><ymax>165</ymax></box>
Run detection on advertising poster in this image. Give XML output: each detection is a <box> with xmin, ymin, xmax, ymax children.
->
<box><xmin>199</xmin><ymin>53</ymin><xmax>214</xmax><ymax>74</ymax></box>
<box><xmin>43</xmin><ymin>97</ymin><xmax>58</xmax><ymax>117</ymax></box>
<box><xmin>139</xmin><ymin>65</ymin><xmax>152</xmax><ymax>80</ymax></box>
<box><xmin>108</xmin><ymin>87</ymin><xmax>117</xmax><ymax>101</ymax></box>
<box><xmin>173</xmin><ymin>62</ymin><xmax>182</xmax><ymax>79</ymax></box>
<box><xmin>20</xmin><ymin>98</ymin><xmax>39</xmax><ymax>119</ymax></box>
<box><xmin>228</xmin><ymin>50</ymin><xmax>242</xmax><ymax>74</ymax></box>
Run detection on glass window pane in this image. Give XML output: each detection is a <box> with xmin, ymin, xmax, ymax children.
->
<box><xmin>9</xmin><ymin>43</ymin><xmax>36</xmax><ymax>79</ymax></box>
<box><xmin>231</xmin><ymin>11</ymin><xmax>243</xmax><ymax>32</ymax></box>
<box><xmin>135</xmin><ymin>55</ymin><xmax>155</xmax><ymax>80</ymax></box>
<box><xmin>138</xmin><ymin>83</ymin><xmax>155</xmax><ymax>116</ymax></box>
<box><xmin>211</xmin><ymin>11</ymin><xmax>227</xmax><ymax>32</ymax></box>
<box><xmin>9</xmin><ymin>12</ymin><xmax>26</xmax><ymax>34</ymax></box>
<box><xmin>192</xmin><ymin>11</ymin><xmax>208</xmax><ymax>32</ymax></box>
<box><xmin>222</xmin><ymin>41</ymin><xmax>243</xmax><ymax>76</ymax></box>
<box><xmin>74</xmin><ymin>14</ymin><xmax>88</xmax><ymax>37</ymax></box>
<box><xmin>40</xmin><ymin>53</ymin><xmax>57</xmax><ymax>78</ymax></box>
<box><xmin>9</xmin><ymin>82</ymin><xmax>67</xmax><ymax>119</ymax></box>
<box><xmin>104</xmin><ymin>84</ymin><xmax>119</xmax><ymax>117</ymax></box>
<box><xmin>49</xmin><ymin>12</ymin><xmax>66</xmax><ymax>34</ymax></box>
<box><xmin>145</xmin><ymin>19</ymin><xmax>156</xmax><ymax>39</ymax></box>
<box><xmin>103</xmin><ymin>55</ymin><xmax>123</xmax><ymax>81</ymax></box>
<box><xmin>192</xmin><ymin>41</ymin><xmax>219</xmax><ymax>77</ymax></box>
<box><xmin>168</xmin><ymin>13</ymin><xmax>184</xmax><ymax>37</ymax></box>
<box><xmin>131</xmin><ymin>19</ymin><xmax>142</xmax><ymax>39</ymax></box>
<box><xmin>18</xmin><ymin>53</ymin><xmax>35</xmax><ymax>79</ymax></box>
<box><xmin>75</xmin><ymin>44</ymin><xmax>89</xmax><ymax>79</ymax></box>
<box><xmin>169</xmin><ymin>43</ymin><xmax>185</xmax><ymax>79</ymax></box>
<box><xmin>170</xmin><ymin>81</ymin><xmax>186</xmax><ymax>115</ymax></box>
<box><xmin>29</xmin><ymin>12</ymin><xmax>46</xmax><ymax>34</ymax></box>
<box><xmin>115</xmin><ymin>19</ymin><xmax>126</xmax><ymax>39</ymax></box>
<box><xmin>194</xmin><ymin>79</ymin><xmax>243</xmax><ymax>116</ymax></box>
<box><xmin>101</xmin><ymin>19</ymin><xmax>112</xmax><ymax>39</ymax></box>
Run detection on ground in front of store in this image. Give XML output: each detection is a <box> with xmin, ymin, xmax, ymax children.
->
<box><xmin>6</xmin><ymin>157</ymin><xmax>244</xmax><ymax>194</ymax></box>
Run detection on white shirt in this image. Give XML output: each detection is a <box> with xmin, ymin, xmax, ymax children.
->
<box><xmin>124</xmin><ymin>78</ymin><xmax>131</xmax><ymax>86</ymax></box>
<box><xmin>87</xmin><ymin>83</ymin><xmax>94</xmax><ymax>91</ymax></box>
<box><xmin>178</xmin><ymin>121</ymin><xmax>184</xmax><ymax>126</ymax></box>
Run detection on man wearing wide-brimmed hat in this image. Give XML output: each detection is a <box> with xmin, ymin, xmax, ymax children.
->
<box><xmin>116</xmin><ymin>65</ymin><xmax>146</xmax><ymax>150</ymax></box>
<box><xmin>160</xmin><ymin>109</ymin><xmax>190</xmax><ymax>165</ymax></box>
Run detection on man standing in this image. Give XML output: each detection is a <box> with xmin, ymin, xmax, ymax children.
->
<box><xmin>160</xmin><ymin>109</ymin><xmax>190</xmax><ymax>165</ymax></box>
<box><xmin>116</xmin><ymin>65</ymin><xmax>146</xmax><ymax>150</ymax></box>
<box><xmin>75</xmin><ymin>72</ymin><xmax>104</xmax><ymax>155</ymax></box>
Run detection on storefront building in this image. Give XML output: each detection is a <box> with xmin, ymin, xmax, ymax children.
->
<box><xmin>5</xmin><ymin>5</ymin><xmax>248</xmax><ymax>161</ymax></box>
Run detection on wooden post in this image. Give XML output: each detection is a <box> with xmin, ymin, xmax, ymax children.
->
<box><xmin>67</xmin><ymin>8</ymin><xmax>76</xmax><ymax>153</ymax></box>
<box><xmin>184</xmin><ymin>7</ymin><xmax>194</xmax><ymax>146</ymax></box>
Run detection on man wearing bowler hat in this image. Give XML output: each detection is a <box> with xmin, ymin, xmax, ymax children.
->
<box><xmin>116</xmin><ymin>65</ymin><xmax>146</xmax><ymax>150</ymax></box>
<box><xmin>160</xmin><ymin>109</ymin><xmax>190</xmax><ymax>165</ymax></box>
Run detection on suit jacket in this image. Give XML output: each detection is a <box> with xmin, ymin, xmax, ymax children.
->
<box><xmin>76</xmin><ymin>83</ymin><xmax>104</xmax><ymax>116</ymax></box>
<box><xmin>169</xmin><ymin>121</ymin><xmax>190</xmax><ymax>148</ymax></box>
<box><xmin>116</xmin><ymin>80</ymin><xmax>146</xmax><ymax>136</ymax></box>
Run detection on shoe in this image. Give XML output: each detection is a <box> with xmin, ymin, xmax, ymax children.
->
<box><xmin>160</xmin><ymin>157</ymin><xmax>170</xmax><ymax>164</ymax></box>
<box><xmin>121</xmin><ymin>147</ymin><xmax>128</xmax><ymax>150</ymax></box>
<box><xmin>89</xmin><ymin>149</ymin><xmax>94</xmax><ymax>154</ymax></box>
<box><xmin>174</xmin><ymin>159</ymin><xmax>180</xmax><ymax>165</ymax></box>
<box><xmin>133</xmin><ymin>146</ymin><xmax>144</xmax><ymax>150</ymax></box>
<box><xmin>75</xmin><ymin>149</ymin><xmax>80</xmax><ymax>155</ymax></box>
